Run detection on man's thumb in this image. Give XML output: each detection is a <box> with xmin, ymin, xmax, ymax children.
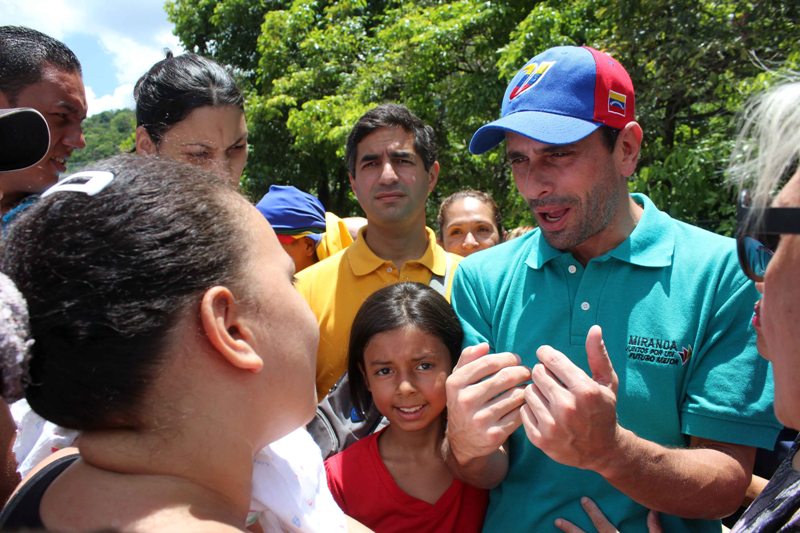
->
<box><xmin>586</xmin><ymin>325</ymin><xmax>617</xmax><ymax>393</ymax></box>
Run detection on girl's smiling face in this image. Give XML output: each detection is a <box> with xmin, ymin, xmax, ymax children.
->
<box><xmin>361</xmin><ymin>325</ymin><xmax>451</xmax><ymax>432</ymax></box>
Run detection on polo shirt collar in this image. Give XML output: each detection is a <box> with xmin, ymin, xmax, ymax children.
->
<box><xmin>348</xmin><ymin>226</ymin><xmax>447</xmax><ymax>276</ymax></box>
<box><xmin>525</xmin><ymin>193</ymin><xmax>674</xmax><ymax>270</ymax></box>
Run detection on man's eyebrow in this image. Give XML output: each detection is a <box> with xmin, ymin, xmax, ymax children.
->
<box><xmin>359</xmin><ymin>153</ymin><xmax>380</xmax><ymax>163</ymax></box>
<box><xmin>389</xmin><ymin>150</ymin><xmax>415</xmax><ymax>159</ymax></box>
<box><xmin>56</xmin><ymin>100</ymin><xmax>87</xmax><ymax>120</ymax></box>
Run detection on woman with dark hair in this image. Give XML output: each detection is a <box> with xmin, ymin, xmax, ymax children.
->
<box><xmin>0</xmin><ymin>154</ymin><xmax>319</xmax><ymax>530</ymax></box>
<box><xmin>437</xmin><ymin>189</ymin><xmax>503</xmax><ymax>257</ymax></box>
<box><xmin>134</xmin><ymin>52</ymin><xmax>248</xmax><ymax>184</ymax></box>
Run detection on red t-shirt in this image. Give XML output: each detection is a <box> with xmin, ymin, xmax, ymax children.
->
<box><xmin>324</xmin><ymin>429</ymin><xmax>488</xmax><ymax>533</ymax></box>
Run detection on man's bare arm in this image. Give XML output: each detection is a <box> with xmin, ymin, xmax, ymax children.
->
<box><xmin>522</xmin><ymin>325</ymin><xmax>755</xmax><ymax>519</ymax></box>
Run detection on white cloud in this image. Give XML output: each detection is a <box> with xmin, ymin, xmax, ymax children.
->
<box><xmin>2</xmin><ymin>0</ymin><xmax>184</xmax><ymax>115</ymax></box>
<box><xmin>84</xmin><ymin>83</ymin><xmax>135</xmax><ymax>115</ymax></box>
<box><xmin>0</xmin><ymin>0</ymin><xmax>86</xmax><ymax>39</ymax></box>
<box><xmin>97</xmin><ymin>30</ymin><xmax>183</xmax><ymax>86</ymax></box>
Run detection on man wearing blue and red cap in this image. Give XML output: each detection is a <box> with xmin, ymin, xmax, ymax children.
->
<box><xmin>443</xmin><ymin>46</ymin><xmax>779</xmax><ymax>532</ymax></box>
<box><xmin>256</xmin><ymin>185</ymin><xmax>355</xmax><ymax>272</ymax></box>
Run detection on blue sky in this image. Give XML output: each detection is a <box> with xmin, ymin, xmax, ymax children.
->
<box><xmin>2</xmin><ymin>0</ymin><xmax>184</xmax><ymax>115</ymax></box>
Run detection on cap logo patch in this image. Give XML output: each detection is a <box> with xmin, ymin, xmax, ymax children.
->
<box><xmin>608</xmin><ymin>90</ymin><xmax>627</xmax><ymax>116</ymax></box>
<box><xmin>509</xmin><ymin>61</ymin><xmax>556</xmax><ymax>101</ymax></box>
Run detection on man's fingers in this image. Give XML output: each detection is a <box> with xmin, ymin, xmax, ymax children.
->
<box><xmin>522</xmin><ymin>381</ymin><xmax>552</xmax><ymax>429</ymax></box>
<box><xmin>494</xmin><ymin>397</ymin><xmax>524</xmax><ymax>435</ymax></box>
<box><xmin>535</xmin><ymin>344</ymin><xmax>587</xmax><ymax>390</ymax></box>
<box><xmin>453</xmin><ymin>342</ymin><xmax>491</xmax><ymax>371</ymax></box>
<box><xmin>447</xmin><ymin>350</ymin><xmax>529</xmax><ymax>404</ymax></box>
<box><xmin>485</xmin><ymin>377</ymin><xmax>528</xmax><ymax>411</ymax></box>
<box><xmin>554</xmin><ymin>518</ymin><xmax>586</xmax><ymax>533</ymax></box>
<box><xmin>585</xmin><ymin>325</ymin><xmax>618</xmax><ymax>392</ymax></box>
<box><xmin>580</xmin><ymin>496</ymin><xmax>618</xmax><ymax>533</ymax></box>
<box><xmin>647</xmin><ymin>510</ymin><xmax>663</xmax><ymax>533</ymax></box>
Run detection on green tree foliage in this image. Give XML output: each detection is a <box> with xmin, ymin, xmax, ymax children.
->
<box><xmin>168</xmin><ymin>0</ymin><xmax>799</xmax><ymax>234</ymax></box>
<box><xmin>67</xmin><ymin>109</ymin><xmax>136</xmax><ymax>173</ymax></box>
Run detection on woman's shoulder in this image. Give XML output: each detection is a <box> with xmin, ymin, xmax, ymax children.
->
<box><xmin>39</xmin><ymin>460</ymin><xmax>249</xmax><ymax>532</ymax></box>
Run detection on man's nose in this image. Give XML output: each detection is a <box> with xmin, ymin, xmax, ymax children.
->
<box><xmin>64</xmin><ymin>124</ymin><xmax>86</xmax><ymax>150</ymax></box>
<box><xmin>378</xmin><ymin>161</ymin><xmax>400</xmax><ymax>183</ymax></box>
<box><xmin>514</xmin><ymin>161</ymin><xmax>552</xmax><ymax>199</ymax></box>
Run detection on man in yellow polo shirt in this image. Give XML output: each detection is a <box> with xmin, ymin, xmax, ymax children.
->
<box><xmin>296</xmin><ymin>103</ymin><xmax>461</xmax><ymax>400</ymax></box>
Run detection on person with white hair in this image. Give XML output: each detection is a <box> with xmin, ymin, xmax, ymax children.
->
<box><xmin>728</xmin><ymin>78</ymin><xmax>800</xmax><ymax>531</ymax></box>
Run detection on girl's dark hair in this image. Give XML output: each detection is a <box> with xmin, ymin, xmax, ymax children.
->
<box><xmin>347</xmin><ymin>282</ymin><xmax>462</xmax><ymax>416</ymax></box>
<box><xmin>134</xmin><ymin>52</ymin><xmax>244</xmax><ymax>144</ymax></box>
<box><xmin>436</xmin><ymin>188</ymin><xmax>503</xmax><ymax>240</ymax></box>
<box><xmin>0</xmin><ymin>154</ymin><xmax>248</xmax><ymax>430</ymax></box>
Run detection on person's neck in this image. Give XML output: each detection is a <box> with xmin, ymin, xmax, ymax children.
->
<box><xmin>570</xmin><ymin>195</ymin><xmax>643</xmax><ymax>266</ymax></box>
<box><xmin>0</xmin><ymin>191</ymin><xmax>32</xmax><ymax>215</ymax></box>
<box><xmin>379</xmin><ymin>418</ymin><xmax>445</xmax><ymax>462</ymax></box>
<box><xmin>78</xmin><ymin>423</ymin><xmax>254</xmax><ymax>521</ymax></box>
<box><xmin>362</xmin><ymin>220</ymin><xmax>430</xmax><ymax>270</ymax></box>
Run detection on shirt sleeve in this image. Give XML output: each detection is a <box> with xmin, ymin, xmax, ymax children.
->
<box><xmin>681</xmin><ymin>269</ymin><xmax>781</xmax><ymax>449</ymax></box>
<box><xmin>451</xmin><ymin>265</ymin><xmax>494</xmax><ymax>350</ymax></box>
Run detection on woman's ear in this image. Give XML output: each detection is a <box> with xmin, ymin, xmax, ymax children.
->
<box><xmin>199</xmin><ymin>286</ymin><xmax>263</xmax><ymax>372</ymax></box>
<box><xmin>135</xmin><ymin>126</ymin><xmax>158</xmax><ymax>155</ymax></box>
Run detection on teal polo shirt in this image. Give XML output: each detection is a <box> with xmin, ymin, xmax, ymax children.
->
<box><xmin>451</xmin><ymin>194</ymin><xmax>780</xmax><ymax>533</ymax></box>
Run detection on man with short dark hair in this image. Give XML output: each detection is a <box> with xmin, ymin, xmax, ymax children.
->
<box><xmin>0</xmin><ymin>26</ymin><xmax>87</xmax><ymax>216</ymax></box>
<box><xmin>0</xmin><ymin>105</ymin><xmax>50</xmax><ymax>505</ymax></box>
<box><xmin>297</xmin><ymin>103</ymin><xmax>460</xmax><ymax>400</ymax></box>
<box><xmin>443</xmin><ymin>45</ymin><xmax>780</xmax><ymax>532</ymax></box>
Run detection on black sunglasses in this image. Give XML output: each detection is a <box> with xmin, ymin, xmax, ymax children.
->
<box><xmin>736</xmin><ymin>189</ymin><xmax>800</xmax><ymax>282</ymax></box>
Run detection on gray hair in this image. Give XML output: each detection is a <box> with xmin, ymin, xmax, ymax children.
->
<box><xmin>729</xmin><ymin>79</ymin><xmax>800</xmax><ymax>210</ymax></box>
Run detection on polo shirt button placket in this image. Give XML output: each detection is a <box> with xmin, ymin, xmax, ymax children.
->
<box><xmin>568</xmin><ymin>265</ymin><xmax>577</xmax><ymax>274</ymax></box>
<box><xmin>580</xmin><ymin>301</ymin><xmax>590</xmax><ymax>311</ymax></box>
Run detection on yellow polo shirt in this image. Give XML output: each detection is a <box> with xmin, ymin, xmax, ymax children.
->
<box><xmin>296</xmin><ymin>226</ymin><xmax>461</xmax><ymax>399</ymax></box>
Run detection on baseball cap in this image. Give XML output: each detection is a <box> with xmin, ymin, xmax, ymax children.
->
<box><xmin>469</xmin><ymin>46</ymin><xmax>635</xmax><ymax>154</ymax></box>
<box><xmin>0</xmin><ymin>108</ymin><xmax>50</xmax><ymax>172</ymax></box>
<box><xmin>256</xmin><ymin>185</ymin><xmax>326</xmax><ymax>244</ymax></box>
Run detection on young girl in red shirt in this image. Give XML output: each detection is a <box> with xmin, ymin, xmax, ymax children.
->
<box><xmin>324</xmin><ymin>282</ymin><xmax>488</xmax><ymax>533</ymax></box>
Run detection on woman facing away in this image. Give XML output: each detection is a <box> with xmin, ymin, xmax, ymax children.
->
<box><xmin>325</xmin><ymin>282</ymin><xmax>488</xmax><ymax>532</ymax></box>
<box><xmin>9</xmin><ymin>52</ymin><xmax>354</xmax><ymax>532</ymax></box>
<box><xmin>0</xmin><ymin>154</ymin><xmax>319</xmax><ymax>531</ymax></box>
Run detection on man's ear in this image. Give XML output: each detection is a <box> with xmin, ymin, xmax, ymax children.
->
<box><xmin>348</xmin><ymin>172</ymin><xmax>357</xmax><ymax>196</ymax></box>
<box><xmin>199</xmin><ymin>286</ymin><xmax>264</xmax><ymax>372</ymax></box>
<box><xmin>302</xmin><ymin>237</ymin><xmax>317</xmax><ymax>258</ymax></box>
<box><xmin>427</xmin><ymin>161</ymin><xmax>440</xmax><ymax>192</ymax></box>
<box><xmin>616</xmin><ymin>122</ymin><xmax>643</xmax><ymax>178</ymax></box>
<box><xmin>135</xmin><ymin>126</ymin><xmax>158</xmax><ymax>155</ymax></box>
